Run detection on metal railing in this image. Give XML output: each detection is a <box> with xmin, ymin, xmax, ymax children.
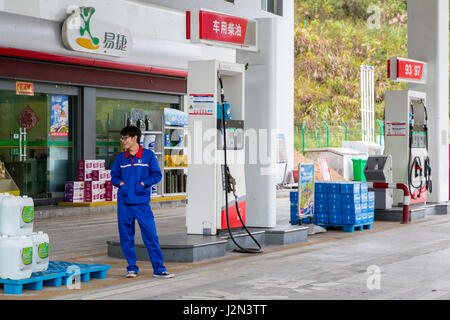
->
<box><xmin>296</xmin><ymin>119</ymin><xmax>384</xmax><ymax>154</ymax></box>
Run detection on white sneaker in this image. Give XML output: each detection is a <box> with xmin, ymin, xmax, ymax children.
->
<box><xmin>126</xmin><ymin>271</ymin><xmax>137</xmax><ymax>278</ymax></box>
<box><xmin>153</xmin><ymin>271</ymin><xmax>174</xmax><ymax>278</ymax></box>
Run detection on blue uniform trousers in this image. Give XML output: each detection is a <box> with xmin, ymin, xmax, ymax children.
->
<box><xmin>117</xmin><ymin>202</ymin><xmax>166</xmax><ymax>274</ymax></box>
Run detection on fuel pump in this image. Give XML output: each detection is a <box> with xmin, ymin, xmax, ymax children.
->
<box><xmin>185</xmin><ymin>60</ymin><xmax>263</xmax><ymax>253</ymax></box>
<box><xmin>384</xmin><ymin>90</ymin><xmax>432</xmax><ymax>206</ymax></box>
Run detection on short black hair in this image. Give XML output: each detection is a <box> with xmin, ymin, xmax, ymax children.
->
<box><xmin>120</xmin><ymin>125</ymin><xmax>141</xmax><ymax>144</ymax></box>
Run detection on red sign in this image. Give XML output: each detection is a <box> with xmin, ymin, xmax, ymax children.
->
<box><xmin>16</xmin><ymin>81</ymin><xmax>34</xmax><ymax>96</ymax></box>
<box><xmin>387</xmin><ymin>57</ymin><xmax>427</xmax><ymax>84</ymax></box>
<box><xmin>198</xmin><ymin>10</ymin><xmax>248</xmax><ymax>45</ymax></box>
<box><xmin>186</xmin><ymin>9</ymin><xmax>256</xmax><ymax>49</ymax></box>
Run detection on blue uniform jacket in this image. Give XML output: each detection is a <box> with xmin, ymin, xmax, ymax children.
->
<box><xmin>111</xmin><ymin>146</ymin><xmax>162</xmax><ymax>204</ymax></box>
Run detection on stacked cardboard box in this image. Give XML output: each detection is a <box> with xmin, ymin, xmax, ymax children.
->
<box><xmin>64</xmin><ymin>160</ymin><xmax>118</xmax><ymax>203</ymax></box>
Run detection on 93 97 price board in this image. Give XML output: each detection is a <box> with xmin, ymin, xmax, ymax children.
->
<box><xmin>387</xmin><ymin>57</ymin><xmax>427</xmax><ymax>84</ymax></box>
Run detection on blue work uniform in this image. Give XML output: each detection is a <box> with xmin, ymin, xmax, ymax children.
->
<box><xmin>111</xmin><ymin>145</ymin><xmax>166</xmax><ymax>275</ymax></box>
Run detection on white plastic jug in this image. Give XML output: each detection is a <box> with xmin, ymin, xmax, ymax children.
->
<box><xmin>30</xmin><ymin>231</ymin><xmax>49</xmax><ymax>273</ymax></box>
<box><xmin>0</xmin><ymin>195</ymin><xmax>22</xmax><ymax>236</ymax></box>
<box><xmin>20</xmin><ymin>196</ymin><xmax>34</xmax><ymax>235</ymax></box>
<box><xmin>0</xmin><ymin>235</ymin><xmax>33</xmax><ymax>280</ymax></box>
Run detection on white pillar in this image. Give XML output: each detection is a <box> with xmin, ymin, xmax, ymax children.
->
<box><xmin>407</xmin><ymin>0</ymin><xmax>449</xmax><ymax>203</ymax></box>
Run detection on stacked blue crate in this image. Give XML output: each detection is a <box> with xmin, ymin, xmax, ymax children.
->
<box><xmin>289</xmin><ymin>191</ymin><xmax>299</xmax><ymax>225</ymax></box>
<box><xmin>360</xmin><ymin>183</ymin><xmax>369</xmax><ymax>224</ymax></box>
<box><xmin>289</xmin><ymin>191</ymin><xmax>312</xmax><ymax>225</ymax></box>
<box><xmin>341</xmin><ymin>182</ymin><xmax>361</xmax><ymax>225</ymax></box>
<box><xmin>368</xmin><ymin>191</ymin><xmax>375</xmax><ymax>223</ymax></box>
<box><xmin>314</xmin><ymin>182</ymin><xmax>329</xmax><ymax>224</ymax></box>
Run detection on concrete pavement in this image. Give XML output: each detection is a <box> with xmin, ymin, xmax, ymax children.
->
<box><xmin>2</xmin><ymin>196</ymin><xmax>450</xmax><ymax>300</ymax></box>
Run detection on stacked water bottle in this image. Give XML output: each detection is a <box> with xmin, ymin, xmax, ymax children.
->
<box><xmin>0</xmin><ymin>194</ymin><xmax>49</xmax><ymax>280</ymax></box>
<box><xmin>314</xmin><ymin>182</ymin><xmax>375</xmax><ymax>226</ymax></box>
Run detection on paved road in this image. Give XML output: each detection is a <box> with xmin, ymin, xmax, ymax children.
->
<box><xmin>3</xmin><ymin>198</ymin><xmax>450</xmax><ymax>302</ymax></box>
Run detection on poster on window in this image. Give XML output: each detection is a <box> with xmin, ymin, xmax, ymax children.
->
<box><xmin>50</xmin><ymin>95</ymin><xmax>69</xmax><ymax>137</ymax></box>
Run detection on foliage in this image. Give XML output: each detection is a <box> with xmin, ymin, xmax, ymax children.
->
<box><xmin>294</xmin><ymin>0</ymin><xmax>409</xmax><ymax>123</ymax></box>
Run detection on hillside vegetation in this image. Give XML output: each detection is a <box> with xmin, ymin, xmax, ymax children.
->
<box><xmin>294</xmin><ymin>0</ymin><xmax>409</xmax><ymax>123</ymax></box>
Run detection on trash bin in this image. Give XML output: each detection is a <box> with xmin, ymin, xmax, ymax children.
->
<box><xmin>352</xmin><ymin>158</ymin><xmax>367</xmax><ymax>181</ymax></box>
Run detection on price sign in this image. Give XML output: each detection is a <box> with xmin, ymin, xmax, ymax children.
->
<box><xmin>387</xmin><ymin>57</ymin><xmax>427</xmax><ymax>84</ymax></box>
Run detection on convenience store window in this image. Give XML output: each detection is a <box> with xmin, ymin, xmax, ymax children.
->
<box><xmin>0</xmin><ymin>83</ymin><xmax>77</xmax><ymax>201</ymax></box>
<box><xmin>95</xmin><ymin>92</ymin><xmax>180</xmax><ymax>169</ymax></box>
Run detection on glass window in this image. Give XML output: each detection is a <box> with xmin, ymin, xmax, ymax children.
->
<box><xmin>261</xmin><ymin>0</ymin><xmax>283</xmax><ymax>16</ymax></box>
<box><xmin>0</xmin><ymin>90</ymin><xmax>75</xmax><ymax>198</ymax></box>
<box><xmin>96</xmin><ymin>97</ymin><xmax>173</xmax><ymax>169</ymax></box>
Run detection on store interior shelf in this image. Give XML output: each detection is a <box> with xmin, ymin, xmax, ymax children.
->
<box><xmin>164</xmin><ymin>146</ymin><xmax>186</xmax><ymax>150</ymax></box>
<box><xmin>164</xmin><ymin>167</ymin><xmax>187</xmax><ymax>170</ymax></box>
<box><xmin>162</xmin><ymin>192</ymin><xmax>186</xmax><ymax>197</ymax></box>
<box><xmin>164</xmin><ymin>125</ymin><xmax>187</xmax><ymax>130</ymax></box>
<box><xmin>142</xmin><ymin>131</ymin><xmax>162</xmax><ymax>134</ymax></box>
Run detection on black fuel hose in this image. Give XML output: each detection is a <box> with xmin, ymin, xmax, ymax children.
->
<box><xmin>218</xmin><ymin>74</ymin><xmax>263</xmax><ymax>254</ymax></box>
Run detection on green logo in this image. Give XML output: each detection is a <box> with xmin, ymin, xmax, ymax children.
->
<box><xmin>22</xmin><ymin>206</ymin><xmax>34</xmax><ymax>223</ymax></box>
<box><xmin>77</xmin><ymin>7</ymin><xmax>100</xmax><ymax>50</ymax></box>
<box><xmin>22</xmin><ymin>247</ymin><xmax>33</xmax><ymax>265</ymax></box>
<box><xmin>38</xmin><ymin>242</ymin><xmax>49</xmax><ymax>259</ymax></box>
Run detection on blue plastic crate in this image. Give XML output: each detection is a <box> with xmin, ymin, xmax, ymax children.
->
<box><xmin>328</xmin><ymin>201</ymin><xmax>341</xmax><ymax>214</ymax></box>
<box><xmin>368</xmin><ymin>211</ymin><xmax>374</xmax><ymax>223</ymax></box>
<box><xmin>360</xmin><ymin>192</ymin><xmax>368</xmax><ymax>202</ymax></box>
<box><xmin>314</xmin><ymin>202</ymin><xmax>328</xmax><ymax>214</ymax></box>
<box><xmin>327</xmin><ymin>193</ymin><xmax>341</xmax><ymax>202</ymax></box>
<box><xmin>340</xmin><ymin>182</ymin><xmax>361</xmax><ymax>194</ymax></box>
<box><xmin>368</xmin><ymin>201</ymin><xmax>375</xmax><ymax>210</ymax></box>
<box><xmin>290</xmin><ymin>191</ymin><xmax>299</xmax><ymax>202</ymax></box>
<box><xmin>314</xmin><ymin>193</ymin><xmax>328</xmax><ymax>203</ymax></box>
<box><xmin>361</xmin><ymin>201</ymin><xmax>368</xmax><ymax>214</ymax></box>
<box><xmin>327</xmin><ymin>183</ymin><xmax>341</xmax><ymax>194</ymax></box>
<box><xmin>341</xmin><ymin>193</ymin><xmax>361</xmax><ymax>205</ymax></box>
<box><xmin>329</xmin><ymin>214</ymin><xmax>343</xmax><ymax>224</ymax></box>
<box><xmin>343</xmin><ymin>213</ymin><xmax>357</xmax><ymax>225</ymax></box>
<box><xmin>360</xmin><ymin>182</ymin><xmax>368</xmax><ymax>193</ymax></box>
<box><xmin>342</xmin><ymin>202</ymin><xmax>361</xmax><ymax>215</ymax></box>
<box><xmin>315</xmin><ymin>182</ymin><xmax>329</xmax><ymax>194</ymax></box>
<box><xmin>317</xmin><ymin>214</ymin><xmax>328</xmax><ymax>224</ymax></box>
<box><xmin>368</xmin><ymin>191</ymin><xmax>375</xmax><ymax>201</ymax></box>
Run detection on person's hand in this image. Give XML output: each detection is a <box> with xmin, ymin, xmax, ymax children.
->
<box><xmin>120</xmin><ymin>182</ymin><xmax>125</xmax><ymax>186</ymax></box>
<box><xmin>140</xmin><ymin>182</ymin><xmax>145</xmax><ymax>186</ymax></box>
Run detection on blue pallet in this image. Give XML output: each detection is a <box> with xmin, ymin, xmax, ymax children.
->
<box><xmin>318</xmin><ymin>222</ymin><xmax>373</xmax><ymax>233</ymax></box>
<box><xmin>0</xmin><ymin>261</ymin><xmax>111</xmax><ymax>295</ymax></box>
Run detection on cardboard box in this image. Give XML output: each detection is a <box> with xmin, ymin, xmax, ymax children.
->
<box><xmin>65</xmin><ymin>190</ymin><xmax>84</xmax><ymax>202</ymax></box>
<box><xmin>65</xmin><ymin>181</ymin><xmax>85</xmax><ymax>192</ymax></box>
<box><xmin>84</xmin><ymin>189</ymin><xmax>103</xmax><ymax>202</ymax></box>
<box><xmin>78</xmin><ymin>160</ymin><xmax>94</xmax><ymax>170</ymax></box>
<box><xmin>85</xmin><ymin>181</ymin><xmax>101</xmax><ymax>191</ymax></box>
<box><xmin>77</xmin><ymin>168</ymin><xmax>92</xmax><ymax>181</ymax></box>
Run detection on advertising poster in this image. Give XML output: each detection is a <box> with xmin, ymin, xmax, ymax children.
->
<box><xmin>50</xmin><ymin>95</ymin><xmax>69</xmax><ymax>137</ymax></box>
<box><xmin>299</xmin><ymin>163</ymin><xmax>314</xmax><ymax>218</ymax></box>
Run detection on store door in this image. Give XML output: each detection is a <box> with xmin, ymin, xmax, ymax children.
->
<box><xmin>0</xmin><ymin>86</ymin><xmax>76</xmax><ymax>200</ymax></box>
